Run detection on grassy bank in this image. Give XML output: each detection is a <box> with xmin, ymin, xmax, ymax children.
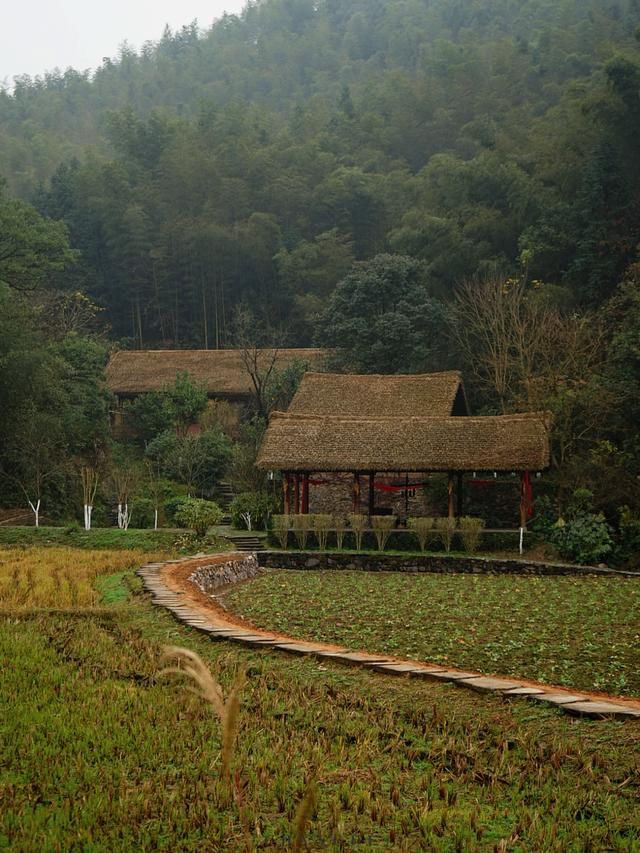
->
<box><xmin>224</xmin><ymin>570</ymin><xmax>640</xmax><ymax>697</ymax></box>
<box><xmin>0</xmin><ymin>525</ymin><xmax>179</xmax><ymax>551</ymax></box>
<box><xmin>1</xmin><ymin>550</ymin><xmax>639</xmax><ymax>849</ymax></box>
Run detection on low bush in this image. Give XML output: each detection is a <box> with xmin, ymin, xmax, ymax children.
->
<box><xmin>457</xmin><ymin>517</ymin><xmax>485</xmax><ymax>553</ymax></box>
<box><xmin>348</xmin><ymin>514</ymin><xmax>368</xmax><ymax>551</ymax></box>
<box><xmin>291</xmin><ymin>514</ymin><xmax>313</xmax><ymax>549</ymax></box>
<box><xmin>371</xmin><ymin>516</ymin><xmax>395</xmax><ymax>551</ymax></box>
<box><xmin>271</xmin><ymin>515</ymin><xmax>290</xmax><ymax>549</ymax></box>
<box><xmin>434</xmin><ymin>517</ymin><xmax>457</xmax><ymax>552</ymax></box>
<box><xmin>333</xmin><ymin>515</ymin><xmax>347</xmax><ymax>550</ymax></box>
<box><xmin>174</xmin><ymin>498</ymin><xmax>223</xmax><ymax>537</ymax></box>
<box><xmin>408</xmin><ymin>517</ymin><xmax>435</xmax><ymax>552</ymax></box>
<box><xmin>312</xmin><ymin>514</ymin><xmax>333</xmax><ymax>550</ymax></box>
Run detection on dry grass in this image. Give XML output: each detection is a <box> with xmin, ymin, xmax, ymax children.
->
<box><xmin>161</xmin><ymin>645</ymin><xmax>245</xmax><ymax>779</ymax></box>
<box><xmin>0</xmin><ymin>546</ymin><xmax>165</xmax><ymax>609</ymax></box>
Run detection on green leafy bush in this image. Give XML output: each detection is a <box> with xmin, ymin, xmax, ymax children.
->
<box><xmin>549</xmin><ymin>489</ymin><xmax>614</xmax><ymax>565</ymax></box>
<box><xmin>550</xmin><ymin>515</ymin><xmax>613</xmax><ymax>565</ymax></box>
<box><xmin>174</xmin><ymin>498</ymin><xmax>223</xmax><ymax>537</ymax></box>
<box><xmin>163</xmin><ymin>495</ymin><xmax>190</xmax><ymax>525</ymax></box>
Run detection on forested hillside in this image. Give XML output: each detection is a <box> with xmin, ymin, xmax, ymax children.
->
<box><xmin>2</xmin><ymin>0</ymin><xmax>640</xmax><ymax>533</ymax></box>
<box><xmin>1</xmin><ymin>0</ymin><xmax>638</xmax><ymax>345</ymax></box>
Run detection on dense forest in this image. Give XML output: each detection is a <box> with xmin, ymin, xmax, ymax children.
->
<box><xmin>2</xmin><ymin>0</ymin><xmax>640</xmax><ymax>551</ymax></box>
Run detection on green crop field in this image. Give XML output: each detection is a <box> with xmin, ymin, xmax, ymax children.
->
<box><xmin>224</xmin><ymin>570</ymin><xmax>640</xmax><ymax>698</ymax></box>
<box><xmin>1</xmin><ymin>549</ymin><xmax>639</xmax><ymax>850</ymax></box>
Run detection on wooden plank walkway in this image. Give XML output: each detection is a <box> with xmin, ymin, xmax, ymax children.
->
<box><xmin>138</xmin><ymin>556</ymin><xmax>640</xmax><ymax>721</ymax></box>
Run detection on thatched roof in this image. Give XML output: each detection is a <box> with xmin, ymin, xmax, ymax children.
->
<box><xmin>287</xmin><ymin>371</ymin><xmax>469</xmax><ymax>418</ymax></box>
<box><xmin>106</xmin><ymin>349</ymin><xmax>327</xmax><ymax>397</ymax></box>
<box><xmin>257</xmin><ymin>412</ymin><xmax>551</xmax><ymax>473</ymax></box>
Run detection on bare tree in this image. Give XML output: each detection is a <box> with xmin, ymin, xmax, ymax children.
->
<box><xmin>453</xmin><ymin>276</ymin><xmax>613</xmax><ymax>466</ymax></box>
<box><xmin>231</xmin><ymin>305</ymin><xmax>286</xmax><ymax>418</ymax></box>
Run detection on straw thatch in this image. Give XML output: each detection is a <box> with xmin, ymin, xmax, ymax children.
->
<box><xmin>287</xmin><ymin>371</ymin><xmax>469</xmax><ymax>418</ymax></box>
<box><xmin>257</xmin><ymin>412</ymin><xmax>551</xmax><ymax>473</ymax></box>
<box><xmin>106</xmin><ymin>349</ymin><xmax>327</xmax><ymax>397</ymax></box>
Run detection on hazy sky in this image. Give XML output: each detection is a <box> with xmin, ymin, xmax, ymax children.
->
<box><xmin>1</xmin><ymin>0</ymin><xmax>247</xmax><ymax>85</ymax></box>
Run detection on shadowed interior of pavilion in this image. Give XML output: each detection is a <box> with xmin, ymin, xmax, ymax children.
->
<box><xmin>257</xmin><ymin>372</ymin><xmax>551</xmax><ymax>530</ymax></box>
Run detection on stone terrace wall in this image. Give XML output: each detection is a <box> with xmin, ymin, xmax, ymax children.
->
<box><xmin>189</xmin><ymin>554</ymin><xmax>263</xmax><ymax>593</ymax></box>
<box><xmin>258</xmin><ymin>551</ymin><xmax>632</xmax><ymax>577</ymax></box>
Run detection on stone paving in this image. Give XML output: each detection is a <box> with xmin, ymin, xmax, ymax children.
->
<box><xmin>138</xmin><ymin>556</ymin><xmax>640</xmax><ymax>721</ymax></box>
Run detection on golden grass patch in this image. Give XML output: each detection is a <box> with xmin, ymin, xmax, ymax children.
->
<box><xmin>0</xmin><ymin>546</ymin><xmax>163</xmax><ymax>609</ymax></box>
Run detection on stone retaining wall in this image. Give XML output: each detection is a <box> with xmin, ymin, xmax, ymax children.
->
<box><xmin>189</xmin><ymin>554</ymin><xmax>263</xmax><ymax>593</ymax></box>
<box><xmin>257</xmin><ymin>551</ymin><xmax>635</xmax><ymax>577</ymax></box>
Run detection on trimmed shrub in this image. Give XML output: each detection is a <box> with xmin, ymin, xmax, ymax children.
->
<box><xmin>408</xmin><ymin>517</ymin><xmax>436</xmax><ymax>552</ymax></box>
<box><xmin>348</xmin><ymin>514</ymin><xmax>368</xmax><ymax>551</ymax></box>
<box><xmin>174</xmin><ymin>498</ymin><xmax>223</xmax><ymax>537</ymax></box>
<box><xmin>434</xmin><ymin>517</ymin><xmax>457</xmax><ymax>553</ymax></box>
<box><xmin>333</xmin><ymin>515</ymin><xmax>347</xmax><ymax>550</ymax></box>
<box><xmin>458</xmin><ymin>517</ymin><xmax>485</xmax><ymax>553</ymax></box>
<box><xmin>291</xmin><ymin>514</ymin><xmax>313</xmax><ymax>549</ymax></box>
<box><xmin>312</xmin><ymin>514</ymin><xmax>333</xmax><ymax>551</ymax></box>
<box><xmin>272</xmin><ymin>515</ymin><xmax>290</xmax><ymax>549</ymax></box>
<box><xmin>371</xmin><ymin>515</ymin><xmax>396</xmax><ymax>551</ymax></box>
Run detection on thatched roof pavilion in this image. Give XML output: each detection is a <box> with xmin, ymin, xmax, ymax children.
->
<box><xmin>256</xmin><ymin>412</ymin><xmax>550</xmax><ymax>473</ymax></box>
<box><xmin>287</xmin><ymin>371</ymin><xmax>469</xmax><ymax>418</ymax></box>
<box><xmin>257</xmin><ymin>371</ymin><xmax>551</xmax><ymax>527</ymax></box>
<box><xmin>106</xmin><ymin>349</ymin><xmax>326</xmax><ymax>399</ymax></box>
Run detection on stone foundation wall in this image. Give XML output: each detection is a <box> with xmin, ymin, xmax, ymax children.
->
<box><xmin>189</xmin><ymin>554</ymin><xmax>263</xmax><ymax>593</ymax></box>
<box><xmin>258</xmin><ymin>551</ymin><xmax>624</xmax><ymax>577</ymax></box>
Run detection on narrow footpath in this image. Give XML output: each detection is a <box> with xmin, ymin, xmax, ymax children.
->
<box><xmin>138</xmin><ymin>553</ymin><xmax>640</xmax><ymax>721</ymax></box>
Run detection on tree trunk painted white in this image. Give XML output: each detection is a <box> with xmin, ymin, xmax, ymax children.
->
<box><xmin>84</xmin><ymin>504</ymin><xmax>93</xmax><ymax>531</ymax></box>
<box><xmin>122</xmin><ymin>503</ymin><xmax>131</xmax><ymax>530</ymax></box>
<box><xmin>28</xmin><ymin>499</ymin><xmax>40</xmax><ymax>528</ymax></box>
<box><xmin>519</xmin><ymin>526</ymin><xmax>524</xmax><ymax>555</ymax></box>
<box><xmin>241</xmin><ymin>511</ymin><xmax>253</xmax><ymax>531</ymax></box>
<box><xmin>154</xmin><ymin>508</ymin><xmax>158</xmax><ymax>531</ymax></box>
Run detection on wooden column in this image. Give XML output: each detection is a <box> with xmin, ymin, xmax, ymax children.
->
<box><xmin>456</xmin><ymin>472</ymin><xmax>464</xmax><ymax>517</ymax></box>
<box><xmin>283</xmin><ymin>473</ymin><xmax>291</xmax><ymax>515</ymax></box>
<box><xmin>352</xmin><ymin>473</ymin><xmax>361</xmax><ymax>513</ymax></box>
<box><xmin>294</xmin><ymin>474</ymin><xmax>300</xmax><ymax>515</ymax></box>
<box><xmin>368</xmin><ymin>472</ymin><xmax>376</xmax><ymax>517</ymax></box>
<box><xmin>447</xmin><ymin>472</ymin><xmax>455</xmax><ymax>519</ymax></box>
<box><xmin>302</xmin><ymin>473</ymin><xmax>310</xmax><ymax>514</ymax></box>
